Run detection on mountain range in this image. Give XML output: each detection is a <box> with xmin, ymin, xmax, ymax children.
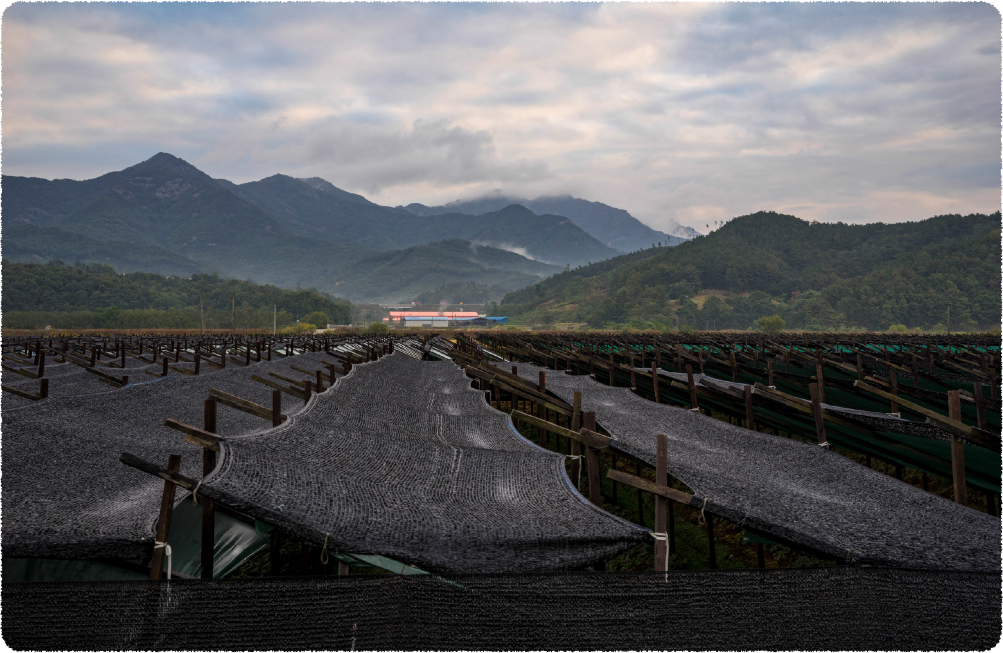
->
<box><xmin>3</xmin><ymin>152</ymin><xmax>662</xmax><ymax>303</ymax></box>
<box><xmin>404</xmin><ymin>193</ymin><xmax>698</xmax><ymax>252</ymax></box>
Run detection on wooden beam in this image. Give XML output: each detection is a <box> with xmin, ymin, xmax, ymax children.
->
<box><xmin>251</xmin><ymin>374</ymin><xmax>307</xmax><ymax>400</ymax></box>
<box><xmin>607</xmin><ymin>468</ymin><xmax>698</xmax><ymax>507</ymax></box>
<box><xmin>208</xmin><ymin>388</ymin><xmax>277</xmax><ymax>422</ymax></box>
<box><xmin>509</xmin><ymin>411</ymin><xmax>610</xmax><ymax>449</ymax></box>
<box><xmin>163</xmin><ymin>418</ymin><xmax>221</xmax><ymax>452</ymax></box>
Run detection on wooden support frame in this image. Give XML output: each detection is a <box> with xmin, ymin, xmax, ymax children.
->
<box><xmin>150</xmin><ymin>454</ymin><xmax>182</xmax><ymax>580</ymax></box>
<box><xmin>208</xmin><ymin>388</ymin><xmax>282</xmax><ymax>423</ymax></box>
<box><xmin>163</xmin><ymin>418</ymin><xmax>222</xmax><ymax>452</ymax></box>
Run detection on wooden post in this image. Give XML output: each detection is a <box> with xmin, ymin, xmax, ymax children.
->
<box><xmin>538</xmin><ymin>371</ymin><xmax>546</xmax><ymax>393</ymax></box>
<box><xmin>303</xmin><ymin>380</ymin><xmax>312</xmax><ymax>404</ymax></box>
<box><xmin>767</xmin><ymin>360</ymin><xmax>774</xmax><ymax>387</ymax></box>
<box><xmin>651</xmin><ymin>362</ymin><xmax>660</xmax><ymax>403</ymax></box>
<box><xmin>162</xmin><ymin>357</ymin><xmax>169</xmax><ymax>376</ymax></box>
<box><xmin>730</xmin><ymin>351</ymin><xmax>738</xmax><ymax>382</ymax></box>
<box><xmin>815</xmin><ymin>363</ymin><xmax>826</xmax><ymax>404</ymax></box>
<box><xmin>194</xmin><ymin>351</ymin><xmax>201</xmax><ymax>375</ymax></box>
<box><xmin>150</xmin><ymin>454</ymin><xmax>182</xmax><ymax>580</ymax></box>
<box><xmin>856</xmin><ymin>353</ymin><xmax>863</xmax><ymax>380</ymax></box>
<box><xmin>608</xmin><ymin>354</ymin><xmax>615</xmax><ymax>386</ymax></box>
<box><xmin>809</xmin><ymin>382</ymin><xmax>827</xmax><ymax>446</ymax></box>
<box><xmin>39</xmin><ymin>378</ymin><xmax>49</xmax><ymax>399</ymax></box>
<box><xmin>316</xmin><ymin>370</ymin><xmax>324</xmax><ymax>392</ymax></box>
<box><xmin>201</xmin><ymin>398</ymin><xmax>217</xmax><ymax>579</ymax></box>
<box><xmin>120</xmin><ymin>345</ymin><xmax>126</xmax><ymax>369</ymax></box>
<box><xmin>654</xmin><ymin>433</ymin><xmax>668</xmax><ymax>571</ymax></box>
<box><xmin>888</xmin><ymin>369</ymin><xmax>898</xmax><ymax>414</ymax></box>
<box><xmin>948</xmin><ymin>390</ymin><xmax>967</xmax><ymax>506</ymax></box>
<box><xmin>272</xmin><ymin>389</ymin><xmax>282</xmax><ymax>427</ymax></box>
<box><xmin>686</xmin><ymin>364</ymin><xmax>698</xmax><ymax>410</ymax></box>
<box><xmin>636</xmin><ymin>461</ymin><xmax>645</xmax><ymax>527</ymax></box>
<box><xmin>37</xmin><ymin>351</ymin><xmax>45</xmax><ymax>378</ymax></box>
<box><xmin>744</xmin><ymin>385</ymin><xmax>755</xmax><ymax>430</ymax></box>
<box><xmin>912</xmin><ymin>355</ymin><xmax>920</xmax><ymax>388</ymax></box>
<box><xmin>705</xmin><ymin>511</ymin><xmax>717</xmax><ymax>570</ymax></box>
<box><xmin>583</xmin><ymin>412</ymin><xmax>602</xmax><ymax>508</ymax></box>
<box><xmin>570</xmin><ymin>392</ymin><xmax>582</xmax><ymax>488</ymax></box>
<box><xmin>973</xmin><ymin>383</ymin><xmax>987</xmax><ymax>430</ymax></box>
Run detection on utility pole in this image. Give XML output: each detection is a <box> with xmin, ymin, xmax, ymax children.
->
<box><xmin>273</xmin><ymin>304</ymin><xmax>277</xmax><ymax>336</ymax></box>
<box><xmin>947</xmin><ymin>303</ymin><xmax>951</xmax><ymax>336</ymax></box>
<box><xmin>199</xmin><ymin>292</ymin><xmax>205</xmax><ymax>335</ymax></box>
<box><xmin>231</xmin><ymin>294</ymin><xmax>236</xmax><ymax>335</ymax></box>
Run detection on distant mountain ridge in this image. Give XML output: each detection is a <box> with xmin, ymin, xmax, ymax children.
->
<box><xmin>403</xmin><ymin>193</ymin><xmax>699</xmax><ymax>252</ymax></box>
<box><xmin>2</xmin><ymin>152</ymin><xmax>597</xmax><ymax>303</ymax></box>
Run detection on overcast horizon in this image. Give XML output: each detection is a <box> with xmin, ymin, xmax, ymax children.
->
<box><xmin>3</xmin><ymin>2</ymin><xmax>1000</xmax><ymax>234</ymax></box>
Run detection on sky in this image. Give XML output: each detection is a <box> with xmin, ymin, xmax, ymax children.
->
<box><xmin>2</xmin><ymin>2</ymin><xmax>1000</xmax><ymax>234</ymax></box>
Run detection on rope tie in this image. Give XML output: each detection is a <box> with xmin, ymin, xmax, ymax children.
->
<box><xmin>154</xmin><ymin>541</ymin><xmax>172</xmax><ymax>579</ymax></box>
<box><xmin>697</xmin><ymin>496</ymin><xmax>709</xmax><ymax>526</ymax></box>
<box><xmin>191</xmin><ymin>480</ymin><xmax>202</xmax><ymax>507</ymax></box>
<box><xmin>818</xmin><ymin>442</ymin><xmax>830</xmax><ymax>449</ymax></box>
<box><xmin>321</xmin><ymin>533</ymin><xmax>330</xmax><ymax>566</ymax></box>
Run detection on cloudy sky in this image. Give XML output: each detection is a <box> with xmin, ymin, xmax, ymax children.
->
<box><xmin>2</xmin><ymin>2</ymin><xmax>999</xmax><ymax>233</ymax></box>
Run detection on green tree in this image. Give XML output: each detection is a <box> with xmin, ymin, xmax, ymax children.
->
<box><xmin>302</xmin><ymin>311</ymin><xmax>331</xmax><ymax>327</ymax></box>
<box><xmin>754</xmin><ymin>314</ymin><xmax>786</xmax><ymax>333</ymax></box>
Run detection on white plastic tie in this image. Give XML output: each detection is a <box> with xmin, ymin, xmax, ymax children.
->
<box><xmin>697</xmin><ymin>496</ymin><xmax>709</xmax><ymax>526</ymax></box>
<box><xmin>154</xmin><ymin>541</ymin><xmax>172</xmax><ymax>579</ymax></box>
<box><xmin>818</xmin><ymin>442</ymin><xmax>831</xmax><ymax>449</ymax></box>
<box><xmin>653</xmin><ymin>533</ymin><xmax>670</xmax><ymax>569</ymax></box>
<box><xmin>321</xmin><ymin>532</ymin><xmax>330</xmax><ymax>566</ymax></box>
<box><xmin>191</xmin><ymin>480</ymin><xmax>202</xmax><ymax>507</ymax></box>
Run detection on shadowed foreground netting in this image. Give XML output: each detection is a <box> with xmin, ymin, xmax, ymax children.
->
<box><xmin>3</xmin><ymin>568</ymin><xmax>1000</xmax><ymax>650</ymax></box>
<box><xmin>512</xmin><ymin>363</ymin><xmax>1001</xmax><ymax>571</ymax></box>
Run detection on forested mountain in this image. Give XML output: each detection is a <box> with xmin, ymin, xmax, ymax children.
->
<box><xmin>4</xmin><ymin>223</ymin><xmax>206</xmax><ymax>276</ymax></box>
<box><xmin>2</xmin><ymin>153</ymin><xmax>613</xmax><ymax>303</ymax></box>
<box><xmin>404</xmin><ymin>194</ymin><xmax>696</xmax><ymax>252</ymax></box>
<box><xmin>2</xmin><ymin>260</ymin><xmax>350</xmax><ymax>330</ymax></box>
<box><xmin>2</xmin><ymin>153</ymin><xmax>365</xmax><ymax>292</ymax></box>
<box><xmin>325</xmin><ymin>239</ymin><xmax>561</xmax><ymax>304</ymax></box>
<box><xmin>225</xmin><ymin>175</ymin><xmax>618</xmax><ymax>265</ymax></box>
<box><xmin>500</xmin><ymin>211</ymin><xmax>1001</xmax><ymax>331</ymax></box>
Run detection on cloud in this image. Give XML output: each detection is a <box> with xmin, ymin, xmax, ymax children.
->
<box><xmin>1</xmin><ymin>2</ymin><xmax>999</xmax><ymax>231</ymax></box>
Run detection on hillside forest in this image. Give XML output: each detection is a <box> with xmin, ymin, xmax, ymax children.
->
<box><xmin>2</xmin><ymin>261</ymin><xmax>351</xmax><ymax>330</ymax></box>
<box><xmin>500</xmin><ymin>211</ymin><xmax>1001</xmax><ymax>332</ymax></box>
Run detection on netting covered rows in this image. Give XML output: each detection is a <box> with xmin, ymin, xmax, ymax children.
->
<box><xmin>513</xmin><ymin>363</ymin><xmax>1000</xmax><ymax>571</ymax></box>
<box><xmin>3</xmin><ymin>567</ymin><xmax>999</xmax><ymax>650</ymax></box>
<box><xmin>2</xmin><ymin>349</ymin><xmax>343</xmax><ymax>563</ymax></box>
<box><xmin>203</xmin><ymin>352</ymin><xmax>646</xmax><ymax>573</ymax></box>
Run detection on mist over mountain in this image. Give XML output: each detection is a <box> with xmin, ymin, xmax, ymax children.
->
<box><xmin>2</xmin><ymin>152</ymin><xmax>611</xmax><ymax>304</ymax></box>
<box><xmin>404</xmin><ymin>193</ymin><xmax>699</xmax><ymax>252</ymax></box>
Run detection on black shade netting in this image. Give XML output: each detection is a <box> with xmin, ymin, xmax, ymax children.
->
<box><xmin>3</xmin><ymin>567</ymin><xmax>1000</xmax><ymax>650</ymax></box>
<box><xmin>203</xmin><ymin>353</ymin><xmax>646</xmax><ymax>573</ymax></box>
<box><xmin>512</xmin><ymin>363</ymin><xmax>1001</xmax><ymax>571</ymax></box>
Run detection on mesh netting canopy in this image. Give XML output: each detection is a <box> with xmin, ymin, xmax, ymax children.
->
<box><xmin>513</xmin><ymin>363</ymin><xmax>1000</xmax><ymax>571</ymax></box>
<box><xmin>2</xmin><ymin>351</ymin><xmax>339</xmax><ymax>563</ymax></box>
<box><xmin>203</xmin><ymin>353</ymin><xmax>646</xmax><ymax>573</ymax></box>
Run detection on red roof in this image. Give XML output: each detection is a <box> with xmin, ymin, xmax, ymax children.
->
<box><xmin>389</xmin><ymin>311</ymin><xmax>480</xmax><ymax>319</ymax></box>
